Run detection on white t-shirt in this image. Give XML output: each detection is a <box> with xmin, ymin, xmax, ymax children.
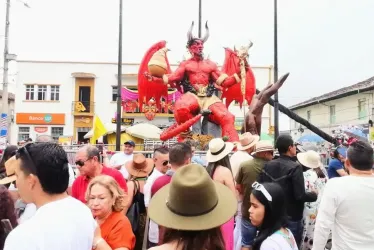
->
<box><xmin>230</xmin><ymin>150</ymin><xmax>252</xmax><ymax>180</ymax></box>
<box><xmin>313</xmin><ymin>175</ymin><xmax>374</xmax><ymax>250</ymax></box>
<box><xmin>260</xmin><ymin>229</ymin><xmax>298</xmax><ymax>250</ymax></box>
<box><xmin>143</xmin><ymin>168</ymin><xmax>163</xmax><ymax>244</ymax></box>
<box><xmin>4</xmin><ymin>196</ymin><xmax>96</xmax><ymax>250</ymax></box>
<box><xmin>109</xmin><ymin>152</ymin><xmax>133</xmax><ymax>179</ymax></box>
<box><xmin>18</xmin><ymin>203</ymin><xmax>37</xmax><ymax>224</ymax></box>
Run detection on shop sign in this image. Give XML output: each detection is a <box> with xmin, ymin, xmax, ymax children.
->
<box><xmin>16</xmin><ymin>113</ymin><xmax>65</xmax><ymax>125</ymax></box>
<box><xmin>34</xmin><ymin>126</ymin><xmax>48</xmax><ymax>133</ymax></box>
<box><xmin>75</xmin><ymin>116</ymin><xmax>92</xmax><ymax>124</ymax></box>
<box><xmin>111</xmin><ymin>118</ymin><xmax>134</xmax><ymax>126</ymax></box>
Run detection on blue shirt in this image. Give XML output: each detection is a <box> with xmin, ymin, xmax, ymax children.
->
<box><xmin>327</xmin><ymin>158</ymin><xmax>344</xmax><ymax>179</ymax></box>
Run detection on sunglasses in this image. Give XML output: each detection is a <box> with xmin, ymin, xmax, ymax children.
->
<box><xmin>252</xmin><ymin>182</ymin><xmax>272</xmax><ymax>202</ymax></box>
<box><xmin>75</xmin><ymin>158</ymin><xmax>92</xmax><ymax>167</ymax></box>
<box><xmin>16</xmin><ymin>144</ymin><xmax>37</xmax><ymax>174</ymax></box>
<box><xmin>162</xmin><ymin>160</ymin><xmax>169</xmax><ymax>166</ymax></box>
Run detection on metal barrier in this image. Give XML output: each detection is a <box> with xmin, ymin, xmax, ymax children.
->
<box><xmin>65</xmin><ymin>149</ymin><xmax>209</xmax><ymax>167</ymax></box>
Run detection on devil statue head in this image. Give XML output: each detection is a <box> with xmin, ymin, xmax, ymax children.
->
<box><xmin>234</xmin><ymin>41</ymin><xmax>254</xmax><ymax>60</ymax></box>
<box><xmin>186</xmin><ymin>21</ymin><xmax>210</xmax><ymax>57</ymax></box>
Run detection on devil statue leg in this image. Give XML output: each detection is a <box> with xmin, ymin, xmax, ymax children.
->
<box><xmin>160</xmin><ymin>93</ymin><xmax>202</xmax><ymax>142</ymax></box>
<box><xmin>208</xmin><ymin>102</ymin><xmax>239</xmax><ymax>142</ymax></box>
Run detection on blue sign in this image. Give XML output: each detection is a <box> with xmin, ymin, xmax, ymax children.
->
<box><xmin>0</xmin><ymin>113</ymin><xmax>7</xmax><ymax>137</ymax></box>
<box><xmin>44</xmin><ymin>114</ymin><xmax>52</xmax><ymax>123</ymax></box>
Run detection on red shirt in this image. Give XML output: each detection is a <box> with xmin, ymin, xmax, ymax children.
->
<box><xmin>72</xmin><ymin>166</ymin><xmax>127</xmax><ymax>203</ymax></box>
<box><xmin>151</xmin><ymin>175</ymin><xmax>172</xmax><ymax>197</ymax></box>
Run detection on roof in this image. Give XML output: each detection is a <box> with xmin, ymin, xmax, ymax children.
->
<box><xmin>0</xmin><ymin>90</ymin><xmax>15</xmax><ymax>101</ymax></box>
<box><xmin>289</xmin><ymin>76</ymin><xmax>374</xmax><ymax>110</ymax></box>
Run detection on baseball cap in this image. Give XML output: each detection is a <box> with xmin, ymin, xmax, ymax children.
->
<box><xmin>124</xmin><ymin>140</ymin><xmax>135</xmax><ymax>147</ymax></box>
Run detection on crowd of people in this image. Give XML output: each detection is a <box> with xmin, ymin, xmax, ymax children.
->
<box><xmin>0</xmin><ymin>132</ymin><xmax>373</xmax><ymax>250</ymax></box>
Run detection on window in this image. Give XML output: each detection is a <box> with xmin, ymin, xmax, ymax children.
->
<box><xmin>358</xmin><ymin>98</ymin><xmax>367</xmax><ymax>120</ymax></box>
<box><xmin>37</xmin><ymin>85</ymin><xmax>47</xmax><ymax>100</ymax></box>
<box><xmin>51</xmin><ymin>127</ymin><xmax>64</xmax><ymax>141</ymax></box>
<box><xmin>112</xmin><ymin>86</ymin><xmax>118</xmax><ymax>101</ymax></box>
<box><xmin>50</xmin><ymin>86</ymin><xmax>60</xmax><ymax>101</ymax></box>
<box><xmin>25</xmin><ymin>85</ymin><xmax>34</xmax><ymax>100</ymax></box>
<box><xmin>18</xmin><ymin>127</ymin><xmax>30</xmax><ymax>141</ymax></box>
<box><xmin>307</xmin><ymin>110</ymin><xmax>311</xmax><ymax>122</ymax></box>
<box><xmin>329</xmin><ymin>105</ymin><xmax>336</xmax><ymax>124</ymax></box>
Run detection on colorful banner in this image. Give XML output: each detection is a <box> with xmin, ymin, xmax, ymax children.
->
<box><xmin>121</xmin><ymin>87</ymin><xmax>182</xmax><ymax>102</ymax></box>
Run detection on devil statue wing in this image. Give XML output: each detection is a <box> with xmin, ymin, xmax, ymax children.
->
<box><xmin>138</xmin><ymin>40</ymin><xmax>172</xmax><ymax>112</ymax></box>
<box><xmin>221</xmin><ymin>48</ymin><xmax>256</xmax><ymax>108</ymax></box>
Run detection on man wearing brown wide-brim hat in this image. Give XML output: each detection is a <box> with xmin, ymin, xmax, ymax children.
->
<box><xmin>231</xmin><ymin>132</ymin><xmax>260</xmax><ymax>178</ymax></box>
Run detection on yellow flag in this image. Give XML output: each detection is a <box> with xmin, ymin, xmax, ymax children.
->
<box><xmin>90</xmin><ymin>115</ymin><xmax>107</xmax><ymax>144</ymax></box>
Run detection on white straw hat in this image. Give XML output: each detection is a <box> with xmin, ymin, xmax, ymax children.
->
<box><xmin>236</xmin><ymin>132</ymin><xmax>260</xmax><ymax>151</ymax></box>
<box><xmin>206</xmin><ymin>138</ymin><xmax>234</xmax><ymax>163</ymax></box>
<box><xmin>297</xmin><ymin>150</ymin><xmax>322</xmax><ymax>169</ymax></box>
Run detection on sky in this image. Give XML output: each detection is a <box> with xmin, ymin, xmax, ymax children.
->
<box><xmin>1</xmin><ymin>0</ymin><xmax>374</xmax><ymax>131</ymax></box>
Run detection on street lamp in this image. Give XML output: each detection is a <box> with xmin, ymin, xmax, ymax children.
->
<box><xmin>2</xmin><ymin>0</ymin><xmax>30</xmax><ymax>142</ymax></box>
<box><xmin>115</xmin><ymin>0</ymin><xmax>123</xmax><ymax>151</ymax></box>
<box><xmin>273</xmin><ymin>0</ymin><xmax>280</xmax><ymax>142</ymax></box>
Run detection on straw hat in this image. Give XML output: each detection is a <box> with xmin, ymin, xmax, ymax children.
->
<box><xmin>252</xmin><ymin>141</ymin><xmax>274</xmax><ymax>156</ymax></box>
<box><xmin>148</xmin><ymin>163</ymin><xmax>237</xmax><ymax>230</ymax></box>
<box><xmin>297</xmin><ymin>150</ymin><xmax>322</xmax><ymax>169</ymax></box>
<box><xmin>206</xmin><ymin>138</ymin><xmax>234</xmax><ymax>163</ymax></box>
<box><xmin>0</xmin><ymin>156</ymin><xmax>18</xmax><ymax>185</ymax></box>
<box><xmin>126</xmin><ymin>153</ymin><xmax>154</xmax><ymax>178</ymax></box>
<box><xmin>236</xmin><ymin>132</ymin><xmax>260</xmax><ymax>151</ymax></box>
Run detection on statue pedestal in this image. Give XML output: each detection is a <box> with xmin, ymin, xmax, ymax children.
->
<box><xmin>192</xmin><ymin>117</ymin><xmax>221</xmax><ymax>138</ymax></box>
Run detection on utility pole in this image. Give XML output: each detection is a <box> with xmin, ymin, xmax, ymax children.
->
<box><xmin>115</xmin><ymin>0</ymin><xmax>123</xmax><ymax>151</ymax></box>
<box><xmin>273</xmin><ymin>0</ymin><xmax>280</xmax><ymax>142</ymax></box>
<box><xmin>198</xmin><ymin>0</ymin><xmax>202</xmax><ymax>37</ymax></box>
<box><xmin>2</xmin><ymin>0</ymin><xmax>11</xmax><ymax>118</ymax></box>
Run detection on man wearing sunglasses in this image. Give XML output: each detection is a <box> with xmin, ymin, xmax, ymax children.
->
<box><xmin>143</xmin><ymin>147</ymin><xmax>170</xmax><ymax>247</ymax></box>
<box><xmin>3</xmin><ymin>143</ymin><xmax>97</xmax><ymax>250</ymax></box>
<box><xmin>72</xmin><ymin>145</ymin><xmax>127</xmax><ymax>203</ymax></box>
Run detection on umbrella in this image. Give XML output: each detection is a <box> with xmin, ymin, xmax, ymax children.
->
<box><xmin>344</xmin><ymin>128</ymin><xmax>368</xmax><ymax>141</ymax></box>
<box><xmin>297</xmin><ymin>134</ymin><xmax>325</xmax><ymax>143</ymax></box>
<box><xmin>126</xmin><ymin>123</ymin><xmax>162</xmax><ymax>140</ymax></box>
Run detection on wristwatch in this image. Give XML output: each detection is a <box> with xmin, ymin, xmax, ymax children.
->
<box><xmin>93</xmin><ymin>238</ymin><xmax>104</xmax><ymax>249</ymax></box>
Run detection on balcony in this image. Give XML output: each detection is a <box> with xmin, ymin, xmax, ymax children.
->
<box><xmin>72</xmin><ymin>101</ymin><xmax>95</xmax><ymax>116</ymax></box>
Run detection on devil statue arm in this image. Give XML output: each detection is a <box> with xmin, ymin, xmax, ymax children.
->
<box><xmin>147</xmin><ymin>61</ymin><xmax>186</xmax><ymax>88</ymax></box>
<box><xmin>212</xmin><ymin>67</ymin><xmax>241</xmax><ymax>88</ymax></box>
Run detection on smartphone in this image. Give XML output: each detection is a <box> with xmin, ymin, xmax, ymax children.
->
<box><xmin>97</xmin><ymin>144</ymin><xmax>104</xmax><ymax>154</ymax></box>
<box><xmin>1</xmin><ymin>219</ymin><xmax>13</xmax><ymax>234</ymax></box>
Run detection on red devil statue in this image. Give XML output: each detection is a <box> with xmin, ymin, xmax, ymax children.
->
<box><xmin>139</xmin><ymin>21</ymin><xmax>256</xmax><ymax>142</ymax></box>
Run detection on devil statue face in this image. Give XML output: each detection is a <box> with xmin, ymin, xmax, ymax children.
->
<box><xmin>186</xmin><ymin>21</ymin><xmax>209</xmax><ymax>58</ymax></box>
<box><xmin>188</xmin><ymin>39</ymin><xmax>204</xmax><ymax>56</ymax></box>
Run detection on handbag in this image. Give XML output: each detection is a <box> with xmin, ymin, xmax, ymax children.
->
<box><xmin>126</xmin><ymin>180</ymin><xmax>141</xmax><ymax>233</ymax></box>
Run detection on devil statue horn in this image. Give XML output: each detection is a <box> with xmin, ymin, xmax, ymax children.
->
<box><xmin>202</xmin><ymin>21</ymin><xmax>210</xmax><ymax>43</ymax></box>
<box><xmin>187</xmin><ymin>21</ymin><xmax>194</xmax><ymax>41</ymax></box>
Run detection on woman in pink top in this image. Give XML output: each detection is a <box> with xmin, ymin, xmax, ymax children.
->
<box><xmin>206</xmin><ymin>138</ymin><xmax>236</xmax><ymax>250</ymax></box>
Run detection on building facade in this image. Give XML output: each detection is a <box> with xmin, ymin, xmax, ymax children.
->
<box><xmin>287</xmin><ymin>76</ymin><xmax>374</xmax><ymax>139</ymax></box>
<box><xmin>12</xmin><ymin>60</ymin><xmax>272</xmax><ymax>144</ymax></box>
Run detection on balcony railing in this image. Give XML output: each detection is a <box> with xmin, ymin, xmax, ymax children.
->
<box><xmin>72</xmin><ymin>101</ymin><xmax>95</xmax><ymax>114</ymax></box>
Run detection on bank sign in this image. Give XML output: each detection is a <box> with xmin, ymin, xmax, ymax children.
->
<box><xmin>16</xmin><ymin>113</ymin><xmax>65</xmax><ymax>125</ymax></box>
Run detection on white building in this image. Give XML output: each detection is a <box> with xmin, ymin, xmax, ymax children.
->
<box><xmin>12</xmin><ymin>60</ymin><xmax>272</xmax><ymax>144</ymax></box>
<box><xmin>287</xmin><ymin>76</ymin><xmax>374</xmax><ymax>139</ymax></box>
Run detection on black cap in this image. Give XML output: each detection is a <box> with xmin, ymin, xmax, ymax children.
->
<box><xmin>124</xmin><ymin>140</ymin><xmax>135</xmax><ymax>147</ymax></box>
